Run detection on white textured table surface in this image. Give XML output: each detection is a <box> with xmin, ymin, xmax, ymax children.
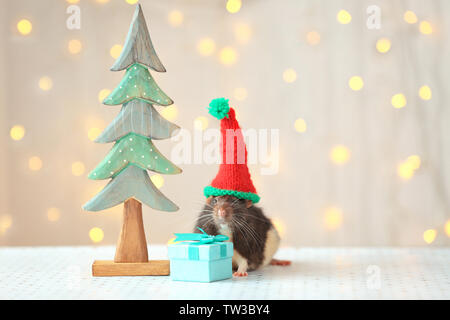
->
<box><xmin>0</xmin><ymin>246</ymin><xmax>448</xmax><ymax>300</ymax></box>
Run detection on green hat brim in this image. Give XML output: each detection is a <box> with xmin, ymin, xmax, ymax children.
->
<box><xmin>203</xmin><ymin>186</ymin><xmax>260</xmax><ymax>203</ymax></box>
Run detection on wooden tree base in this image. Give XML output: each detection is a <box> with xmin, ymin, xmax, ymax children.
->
<box><xmin>92</xmin><ymin>260</ymin><xmax>170</xmax><ymax>277</ymax></box>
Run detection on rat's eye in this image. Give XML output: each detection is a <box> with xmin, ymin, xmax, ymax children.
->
<box><xmin>210</xmin><ymin>198</ymin><xmax>217</xmax><ymax>205</ymax></box>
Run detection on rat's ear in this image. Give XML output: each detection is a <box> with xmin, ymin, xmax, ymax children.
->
<box><xmin>245</xmin><ymin>200</ymin><xmax>253</xmax><ymax>208</ymax></box>
<box><xmin>206</xmin><ymin>196</ymin><xmax>213</xmax><ymax>205</ymax></box>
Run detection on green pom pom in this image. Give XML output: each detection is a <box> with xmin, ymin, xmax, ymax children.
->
<box><xmin>208</xmin><ymin>98</ymin><xmax>230</xmax><ymax>120</ymax></box>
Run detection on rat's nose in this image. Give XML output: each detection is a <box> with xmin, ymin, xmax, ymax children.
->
<box><xmin>218</xmin><ymin>208</ymin><xmax>227</xmax><ymax>218</ymax></box>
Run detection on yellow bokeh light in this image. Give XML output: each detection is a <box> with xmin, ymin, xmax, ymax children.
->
<box><xmin>226</xmin><ymin>0</ymin><xmax>242</xmax><ymax>14</ymax></box>
<box><xmin>376</xmin><ymin>38</ymin><xmax>391</xmax><ymax>53</ymax></box>
<box><xmin>151</xmin><ymin>174</ymin><xmax>164</xmax><ymax>189</ymax></box>
<box><xmin>0</xmin><ymin>215</ymin><xmax>12</xmax><ymax>233</ymax></box>
<box><xmin>89</xmin><ymin>227</ymin><xmax>104</xmax><ymax>243</ymax></box>
<box><xmin>306</xmin><ymin>31</ymin><xmax>321</xmax><ymax>46</ymax></box>
<box><xmin>445</xmin><ymin>220</ymin><xmax>450</xmax><ymax>237</ymax></box>
<box><xmin>419</xmin><ymin>85</ymin><xmax>432</xmax><ymax>101</ymax></box>
<box><xmin>337</xmin><ymin>10</ymin><xmax>352</xmax><ymax>24</ymax></box>
<box><xmin>219</xmin><ymin>47</ymin><xmax>237</xmax><ymax>66</ymax></box>
<box><xmin>423</xmin><ymin>229</ymin><xmax>437</xmax><ymax>244</ymax></box>
<box><xmin>96</xmin><ymin>0</ymin><xmax>110</xmax><ymax>3</ymax></box>
<box><xmin>197</xmin><ymin>38</ymin><xmax>216</xmax><ymax>56</ymax></box>
<box><xmin>110</xmin><ymin>44</ymin><xmax>123</xmax><ymax>59</ymax></box>
<box><xmin>294</xmin><ymin>118</ymin><xmax>307</xmax><ymax>133</ymax></box>
<box><xmin>283</xmin><ymin>68</ymin><xmax>297</xmax><ymax>83</ymax></box>
<box><xmin>194</xmin><ymin>116</ymin><xmax>209</xmax><ymax>131</ymax></box>
<box><xmin>161</xmin><ymin>104</ymin><xmax>178</xmax><ymax>121</ymax></box>
<box><xmin>10</xmin><ymin>125</ymin><xmax>26</xmax><ymax>141</ymax></box>
<box><xmin>324</xmin><ymin>207</ymin><xmax>343</xmax><ymax>230</ymax></box>
<box><xmin>28</xmin><ymin>156</ymin><xmax>43</xmax><ymax>171</ymax></box>
<box><xmin>71</xmin><ymin>161</ymin><xmax>85</xmax><ymax>176</ymax></box>
<box><xmin>67</xmin><ymin>0</ymin><xmax>80</xmax><ymax>3</ymax></box>
<box><xmin>234</xmin><ymin>23</ymin><xmax>252</xmax><ymax>44</ymax></box>
<box><xmin>419</xmin><ymin>21</ymin><xmax>433</xmax><ymax>35</ymax></box>
<box><xmin>404</xmin><ymin>11</ymin><xmax>418</xmax><ymax>24</ymax></box>
<box><xmin>17</xmin><ymin>19</ymin><xmax>32</xmax><ymax>35</ymax></box>
<box><xmin>39</xmin><ymin>76</ymin><xmax>53</xmax><ymax>91</ymax></box>
<box><xmin>233</xmin><ymin>87</ymin><xmax>248</xmax><ymax>101</ymax></box>
<box><xmin>348</xmin><ymin>76</ymin><xmax>364</xmax><ymax>91</ymax></box>
<box><xmin>272</xmin><ymin>218</ymin><xmax>286</xmax><ymax>237</ymax></box>
<box><xmin>391</xmin><ymin>93</ymin><xmax>407</xmax><ymax>109</ymax></box>
<box><xmin>47</xmin><ymin>207</ymin><xmax>61</xmax><ymax>222</ymax></box>
<box><xmin>330</xmin><ymin>145</ymin><xmax>350</xmax><ymax>165</ymax></box>
<box><xmin>68</xmin><ymin>39</ymin><xmax>82</xmax><ymax>54</ymax></box>
<box><xmin>397</xmin><ymin>161</ymin><xmax>415</xmax><ymax>180</ymax></box>
<box><xmin>88</xmin><ymin>127</ymin><xmax>102</xmax><ymax>141</ymax></box>
<box><xmin>406</xmin><ymin>155</ymin><xmax>421</xmax><ymax>170</ymax></box>
<box><xmin>98</xmin><ymin>88</ymin><xmax>111</xmax><ymax>103</ymax></box>
<box><xmin>168</xmin><ymin>10</ymin><xmax>184</xmax><ymax>27</ymax></box>
<box><xmin>125</xmin><ymin>0</ymin><xmax>139</xmax><ymax>4</ymax></box>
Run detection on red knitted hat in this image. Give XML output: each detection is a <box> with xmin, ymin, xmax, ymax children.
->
<box><xmin>203</xmin><ymin>98</ymin><xmax>260</xmax><ymax>203</ymax></box>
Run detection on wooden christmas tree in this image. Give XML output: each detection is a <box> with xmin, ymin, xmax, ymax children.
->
<box><xmin>83</xmin><ymin>4</ymin><xmax>181</xmax><ymax>276</ymax></box>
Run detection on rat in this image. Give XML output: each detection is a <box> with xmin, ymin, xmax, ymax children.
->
<box><xmin>194</xmin><ymin>195</ymin><xmax>291</xmax><ymax>277</ymax></box>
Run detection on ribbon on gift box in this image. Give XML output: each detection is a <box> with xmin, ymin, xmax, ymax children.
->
<box><xmin>173</xmin><ymin>227</ymin><xmax>230</xmax><ymax>260</ymax></box>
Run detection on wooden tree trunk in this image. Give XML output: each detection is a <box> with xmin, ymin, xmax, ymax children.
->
<box><xmin>114</xmin><ymin>198</ymin><xmax>148</xmax><ymax>263</ymax></box>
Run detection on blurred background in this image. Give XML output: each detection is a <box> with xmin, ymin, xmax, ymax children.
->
<box><xmin>1</xmin><ymin>0</ymin><xmax>449</xmax><ymax>247</ymax></box>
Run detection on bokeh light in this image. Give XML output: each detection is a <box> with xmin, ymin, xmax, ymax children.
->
<box><xmin>89</xmin><ymin>227</ymin><xmax>104</xmax><ymax>243</ymax></box>
<box><xmin>47</xmin><ymin>207</ymin><xmax>61</xmax><ymax>222</ymax></box>
<box><xmin>10</xmin><ymin>125</ymin><xmax>26</xmax><ymax>141</ymax></box>
<box><xmin>423</xmin><ymin>229</ymin><xmax>437</xmax><ymax>244</ymax></box>
<box><xmin>337</xmin><ymin>10</ymin><xmax>352</xmax><ymax>24</ymax></box>
<box><xmin>39</xmin><ymin>76</ymin><xmax>53</xmax><ymax>91</ymax></box>
<box><xmin>197</xmin><ymin>38</ymin><xmax>216</xmax><ymax>56</ymax></box>
<box><xmin>391</xmin><ymin>93</ymin><xmax>407</xmax><ymax>109</ymax></box>
<box><xmin>419</xmin><ymin>21</ymin><xmax>433</xmax><ymax>35</ymax></box>
<box><xmin>219</xmin><ymin>47</ymin><xmax>237</xmax><ymax>65</ymax></box>
<box><xmin>68</xmin><ymin>39</ymin><xmax>82</xmax><ymax>54</ymax></box>
<box><xmin>110</xmin><ymin>44</ymin><xmax>123</xmax><ymax>59</ymax></box>
<box><xmin>348</xmin><ymin>76</ymin><xmax>364</xmax><ymax>91</ymax></box>
<box><xmin>294</xmin><ymin>118</ymin><xmax>307</xmax><ymax>133</ymax></box>
<box><xmin>272</xmin><ymin>218</ymin><xmax>286</xmax><ymax>237</ymax></box>
<box><xmin>67</xmin><ymin>0</ymin><xmax>80</xmax><ymax>3</ymax></box>
<box><xmin>0</xmin><ymin>215</ymin><xmax>12</xmax><ymax>234</ymax></box>
<box><xmin>168</xmin><ymin>10</ymin><xmax>184</xmax><ymax>27</ymax></box>
<box><xmin>88</xmin><ymin>127</ymin><xmax>102</xmax><ymax>141</ymax></box>
<box><xmin>330</xmin><ymin>145</ymin><xmax>351</xmax><ymax>165</ymax></box>
<box><xmin>151</xmin><ymin>174</ymin><xmax>164</xmax><ymax>189</ymax></box>
<box><xmin>234</xmin><ymin>23</ymin><xmax>252</xmax><ymax>44</ymax></box>
<box><xmin>419</xmin><ymin>85</ymin><xmax>432</xmax><ymax>101</ymax></box>
<box><xmin>161</xmin><ymin>104</ymin><xmax>178</xmax><ymax>121</ymax></box>
<box><xmin>445</xmin><ymin>220</ymin><xmax>450</xmax><ymax>237</ymax></box>
<box><xmin>306</xmin><ymin>31</ymin><xmax>321</xmax><ymax>46</ymax></box>
<box><xmin>406</xmin><ymin>155</ymin><xmax>421</xmax><ymax>170</ymax></box>
<box><xmin>17</xmin><ymin>19</ymin><xmax>32</xmax><ymax>35</ymax></box>
<box><xmin>404</xmin><ymin>11</ymin><xmax>418</xmax><ymax>24</ymax></box>
<box><xmin>125</xmin><ymin>0</ymin><xmax>139</xmax><ymax>5</ymax></box>
<box><xmin>397</xmin><ymin>162</ymin><xmax>415</xmax><ymax>180</ymax></box>
<box><xmin>324</xmin><ymin>207</ymin><xmax>343</xmax><ymax>230</ymax></box>
<box><xmin>283</xmin><ymin>68</ymin><xmax>297</xmax><ymax>83</ymax></box>
<box><xmin>376</xmin><ymin>38</ymin><xmax>391</xmax><ymax>53</ymax></box>
<box><xmin>96</xmin><ymin>0</ymin><xmax>110</xmax><ymax>3</ymax></box>
<box><xmin>226</xmin><ymin>0</ymin><xmax>242</xmax><ymax>14</ymax></box>
<box><xmin>98</xmin><ymin>89</ymin><xmax>111</xmax><ymax>103</ymax></box>
<box><xmin>71</xmin><ymin>161</ymin><xmax>85</xmax><ymax>176</ymax></box>
<box><xmin>28</xmin><ymin>156</ymin><xmax>43</xmax><ymax>171</ymax></box>
<box><xmin>194</xmin><ymin>116</ymin><xmax>209</xmax><ymax>131</ymax></box>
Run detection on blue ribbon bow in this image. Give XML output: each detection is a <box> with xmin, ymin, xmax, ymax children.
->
<box><xmin>174</xmin><ymin>227</ymin><xmax>229</xmax><ymax>244</ymax></box>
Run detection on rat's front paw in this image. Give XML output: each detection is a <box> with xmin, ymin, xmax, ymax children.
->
<box><xmin>233</xmin><ymin>271</ymin><xmax>248</xmax><ymax>277</ymax></box>
<box><xmin>270</xmin><ymin>259</ymin><xmax>291</xmax><ymax>266</ymax></box>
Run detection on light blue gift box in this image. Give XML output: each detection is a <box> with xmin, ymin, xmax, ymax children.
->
<box><xmin>168</xmin><ymin>230</ymin><xmax>233</xmax><ymax>283</ymax></box>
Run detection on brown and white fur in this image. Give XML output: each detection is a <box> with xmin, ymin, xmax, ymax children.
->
<box><xmin>194</xmin><ymin>195</ymin><xmax>291</xmax><ymax>277</ymax></box>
